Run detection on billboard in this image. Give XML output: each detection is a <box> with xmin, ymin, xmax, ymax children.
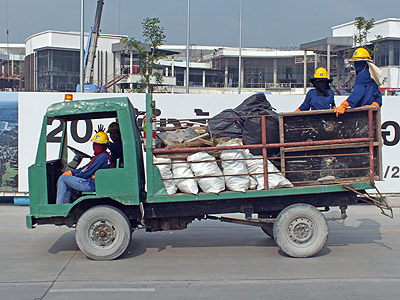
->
<box><xmin>6</xmin><ymin>92</ymin><xmax>400</xmax><ymax>194</ymax></box>
<box><xmin>0</xmin><ymin>93</ymin><xmax>18</xmax><ymax>193</ymax></box>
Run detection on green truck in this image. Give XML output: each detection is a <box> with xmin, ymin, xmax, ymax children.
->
<box><xmin>27</xmin><ymin>94</ymin><xmax>392</xmax><ymax>260</ymax></box>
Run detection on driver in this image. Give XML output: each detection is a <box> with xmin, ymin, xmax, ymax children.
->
<box><xmin>56</xmin><ymin>130</ymin><xmax>111</xmax><ymax>204</ymax></box>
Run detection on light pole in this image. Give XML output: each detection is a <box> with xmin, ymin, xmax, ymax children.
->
<box><xmin>186</xmin><ymin>0</ymin><xmax>190</xmax><ymax>93</ymax></box>
<box><xmin>238</xmin><ymin>0</ymin><xmax>243</xmax><ymax>94</ymax></box>
<box><xmin>79</xmin><ymin>0</ymin><xmax>85</xmax><ymax>93</ymax></box>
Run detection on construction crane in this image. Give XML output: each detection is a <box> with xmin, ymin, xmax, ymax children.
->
<box><xmin>77</xmin><ymin>0</ymin><xmax>104</xmax><ymax>92</ymax></box>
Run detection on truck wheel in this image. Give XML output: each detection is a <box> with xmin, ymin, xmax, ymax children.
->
<box><xmin>75</xmin><ymin>205</ymin><xmax>132</xmax><ymax>261</ymax></box>
<box><xmin>261</xmin><ymin>224</ymin><xmax>274</xmax><ymax>238</ymax></box>
<box><xmin>273</xmin><ymin>203</ymin><xmax>328</xmax><ymax>258</ymax></box>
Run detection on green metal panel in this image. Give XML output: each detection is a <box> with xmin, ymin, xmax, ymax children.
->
<box><xmin>145</xmin><ymin>94</ymin><xmax>170</xmax><ymax>198</ymax></box>
<box><xmin>29</xmin><ymin>116</ymin><xmax>49</xmax><ymax>217</ymax></box>
<box><xmin>95</xmin><ymin>168</ymin><xmax>139</xmax><ymax>205</ymax></box>
<box><xmin>146</xmin><ymin>181</ymin><xmax>373</xmax><ymax>203</ymax></box>
<box><xmin>26</xmin><ymin>215</ymin><xmax>33</xmax><ymax>229</ymax></box>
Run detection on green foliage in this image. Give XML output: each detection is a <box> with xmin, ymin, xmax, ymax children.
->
<box><xmin>124</xmin><ymin>17</ymin><xmax>167</xmax><ymax>93</ymax></box>
<box><xmin>353</xmin><ymin>16</ymin><xmax>375</xmax><ymax>47</ymax></box>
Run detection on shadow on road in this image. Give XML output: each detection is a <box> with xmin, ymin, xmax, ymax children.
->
<box><xmin>119</xmin><ymin>226</ymin><xmax>279</xmax><ymax>259</ymax></box>
<box><xmin>327</xmin><ymin>217</ymin><xmax>391</xmax><ymax>249</ymax></box>
<box><xmin>48</xmin><ymin>231</ymin><xmax>78</xmax><ymax>254</ymax></box>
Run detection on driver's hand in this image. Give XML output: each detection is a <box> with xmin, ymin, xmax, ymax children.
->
<box><xmin>96</xmin><ymin>124</ymin><xmax>105</xmax><ymax>133</ymax></box>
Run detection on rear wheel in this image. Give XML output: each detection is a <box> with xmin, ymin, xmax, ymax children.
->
<box><xmin>273</xmin><ymin>203</ymin><xmax>328</xmax><ymax>258</ymax></box>
<box><xmin>75</xmin><ymin>205</ymin><xmax>132</xmax><ymax>261</ymax></box>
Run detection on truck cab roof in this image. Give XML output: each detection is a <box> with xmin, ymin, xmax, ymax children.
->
<box><xmin>46</xmin><ymin>97</ymin><xmax>132</xmax><ymax>120</ymax></box>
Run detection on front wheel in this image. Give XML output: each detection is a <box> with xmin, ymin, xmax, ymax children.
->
<box><xmin>273</xmin><ymin>203</ymin><xmax>328</xmax><ymax>258</ymax></box>
<box><xmin>75</xmin><ymin>205</ymin><xmax>132</xmax><ymax>261</ymax></box>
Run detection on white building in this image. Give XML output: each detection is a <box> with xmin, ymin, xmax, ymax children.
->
<box><xmin>25</xmin><ymin>30</ymin><xmax>125</xmax><ymax>92</ymax></box>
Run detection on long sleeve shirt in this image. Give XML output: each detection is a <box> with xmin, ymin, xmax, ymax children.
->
<box><xmin>346</xmin><ymin>68</ymin><xmax>382</xmax><ymax>107</ymax></box>
<box><xmin>71</xmin><ymin>152</ymin><xmax>110</xmax><ymax>190</ymax></box>
<box><xmin>298</xmin><ymin>89</ymin><xmax>335</xmax><ymax>111</ymax></box>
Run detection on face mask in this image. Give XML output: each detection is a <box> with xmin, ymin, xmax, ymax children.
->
<box><xmin>93</xmin><ymin>143</ymin><xmax>107</xmax><ymax>156</ymax></box>
<box><xmin>312</xmin><ymin>79</ymin><xmax>330</xmax><ymax>96</ymax></box>
<box><xmin>354</xmin><ymin>61</ymin><xmax>367</xmax><ymax>74</ymax></box>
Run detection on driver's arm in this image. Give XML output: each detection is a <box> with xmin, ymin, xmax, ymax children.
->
<box><xmin>72</xmin><ymin>153</ymin><xmax>110</xmax><ymax>179</ymax></box>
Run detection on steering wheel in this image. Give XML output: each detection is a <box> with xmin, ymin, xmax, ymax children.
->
<box><xmin>67</xmin><ymin>146</ymin><xmax>92</xmax><ymax>159</ymax></box>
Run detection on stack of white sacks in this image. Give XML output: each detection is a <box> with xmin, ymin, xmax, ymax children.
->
<box><xmin>154</xmin><ymin>140</ymin><xmax>293</xmax><ymax>195</ymax></box>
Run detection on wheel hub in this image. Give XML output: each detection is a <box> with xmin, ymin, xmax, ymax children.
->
<box><xmin>287</xmin><ymin>217</ymin><xmax>314</xmax><ymax>244</ymax></box>
<box><xmin>90</xmin><ymin>220</ymin><xmax>116</xmax><ymax>247</ymax></box>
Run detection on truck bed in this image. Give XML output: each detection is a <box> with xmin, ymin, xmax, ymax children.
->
<box><xmin>148</xmin><ymin>107</ymin><xmax>381</xmax><ymax>203</ymax></box>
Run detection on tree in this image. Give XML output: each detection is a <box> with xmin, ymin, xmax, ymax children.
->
<box><xmin>353</xmin><ymin>16</ymin><xmax>375</xmax><ymax>47</ymax></box>
<box><xmin>124</xmin><ymin>17</ymin><xmax>167</xmax><ymax>93</ymax></box>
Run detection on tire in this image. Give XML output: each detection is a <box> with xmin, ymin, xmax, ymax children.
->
<box><xmin>75</xmin><ymin>205</ymin><xmax>132</xmax><ymax>261</ymax></box>
<box><xmin>261</xmin><ymin>224</ymin><xmax>274</xmax><ymax>238</ymax></box>
<box><xmin>273</xmin><ymin>203</ymin><xmax>328</xmax><ymax>258</ymax></box>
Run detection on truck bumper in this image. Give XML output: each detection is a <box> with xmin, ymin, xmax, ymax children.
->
<box><xmin>26</xmin><ymin>215</ymin><xmax>35</xmax><ymax>229</ymax></box>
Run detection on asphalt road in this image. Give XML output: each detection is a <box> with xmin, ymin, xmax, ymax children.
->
<box><xmin>0</xmin><ymin>204</ymin><xmax>399</xmax><ymax>300</ymax></box>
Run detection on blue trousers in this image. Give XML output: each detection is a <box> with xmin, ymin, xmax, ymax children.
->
<box><xmin>56</xmin><ymin>175</ymin><xmax>94</xmax><ymax>204</ymax></box>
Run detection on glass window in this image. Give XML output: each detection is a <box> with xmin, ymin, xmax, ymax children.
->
<box><xmin>36</xmin><ymin>49</ymin><xmax>80</xmax><ymax>92</ymax></box>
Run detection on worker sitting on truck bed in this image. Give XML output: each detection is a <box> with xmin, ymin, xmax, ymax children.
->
<box><xmin>56</xmin><ymin>130</ymin><xmax>111</xmax><ymax>204</ymax></box>
<box><xmin>295</xmin><ymin>67</ymin><xmax>336</xmax><ymax>111</ymax></box>
<box><xmin>335</xmin><ymin>47</ymin><xmax>382</xmax><ymax>116</ymax></box>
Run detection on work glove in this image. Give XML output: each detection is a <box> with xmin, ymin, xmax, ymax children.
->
<box><xmin>96</xmin><ymin>124</ymin><xmax>105</xmax><ymax>133</ymax></box>
<box><xmin>334</xmin><ymin>100</ymin><xmax>349</xmax><ymax>117</ymax></box>
<box><xmin>295</xmin><ymin>108</ymin><xmax>301</xmax><ymax>112</ymax></box>
<box><xmin>362</xmin><ymin>102</ymin><xmax>380</xmax><ymax>108</ymax></box>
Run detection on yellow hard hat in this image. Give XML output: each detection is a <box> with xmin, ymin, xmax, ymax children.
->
<box><xmin>90</xmin><ymin>131</ymin><xmax>110</xmax><ymax>144</ymax></box>
<box><xmin>107</xmin><ymin>122</ymin><xmax>120</xmax><ymax>133</ymax></box>
<box><xmin>314</xmin><ymin>68</ymin><xmax>329</xmax><ymax>79</ymax></box>
<box><xmin>349</xmin><ymin>47</ymin><xmax>372</xmax><ymax>61</ymax></box>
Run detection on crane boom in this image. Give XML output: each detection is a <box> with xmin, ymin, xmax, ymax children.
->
<box><xmin>84</xmin><ymin>0</ymin><xmax>104</xmax><ymax>85</ymax></box>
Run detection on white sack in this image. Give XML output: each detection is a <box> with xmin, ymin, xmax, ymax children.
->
<box><xmin>249</xmin><ymin>176</ymin><xmax>258</xmax><ymax>190</ymax></box>
<box><xmin>187</xmin><ymin>152</ymin><xmax>225</xmax><ymax>193</ymax></box>
<box><xmin>246</xmin><ymin>154</ymin><xmax>293</xmax><ymax>190</ymax></box>
<box><xmin>153</xmin><ymin>157</ymin><xmax>177</xmax><ymax>195</ymax></box>
<box><xmin>221</xmin><ymin>149</ymin><xmax>250</xmax><ymax>192</ymax></box>
<box><xmin>172</xmin><ymin>160</ymin><xmax>199</xmax><ymax>194</ymax></box>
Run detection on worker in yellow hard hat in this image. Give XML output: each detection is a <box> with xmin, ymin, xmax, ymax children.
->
<box><xmin>295</xmin><ymin>67</ymin><xmax>336</xmax><ymax>111</ymax></box>
<box><xmin>335</xmin><ymin>47</ymin><xmax>382</xmax><ymax>116</ymax></box>
<box><xmin>56</xmin><ymin>129</ymin><xmax>111</xmax><ymax>204</ymax></box>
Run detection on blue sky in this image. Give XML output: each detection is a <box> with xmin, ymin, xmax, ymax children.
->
<box><xmin>1</xmin><ymin>0</ymin><xmax>399</xmax><ymax>48</ymax></box>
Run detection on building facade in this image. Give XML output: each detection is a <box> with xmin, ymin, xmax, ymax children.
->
<box><xmin>25</xmin><ymin>31</ymin><xmax>123</xmax><ymax>92</ymax></box>
<box><xmin>0</xmin><ymin>43</ymin><xmax>25</xmax><ymax>91</ymax></box>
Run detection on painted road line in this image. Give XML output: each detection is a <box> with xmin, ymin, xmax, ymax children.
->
<box><xmin>49</xmin><ymin>288</ymin><xmax>155</xmax><ymax>293</ymax></box>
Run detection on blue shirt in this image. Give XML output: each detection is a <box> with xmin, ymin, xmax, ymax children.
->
<box><xmin>347</xmin><ymin>68</ymin><xmax>382</xmax><ymax>107</ymax></box>
<box><xmin>71</xmin><ymin>152</ymin><xmax>110</xmax><ymax>190</ymax></box>
<box><xmin>298</xmin><ymin>89</ymin><xmax>336</xmax><ymax>111</ymax></box>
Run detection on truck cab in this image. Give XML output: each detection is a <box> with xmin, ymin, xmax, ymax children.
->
<box><xmin>27</xmin><ymin>97</ymin><xmax>145</xmax><ymax>229</ymax></box>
